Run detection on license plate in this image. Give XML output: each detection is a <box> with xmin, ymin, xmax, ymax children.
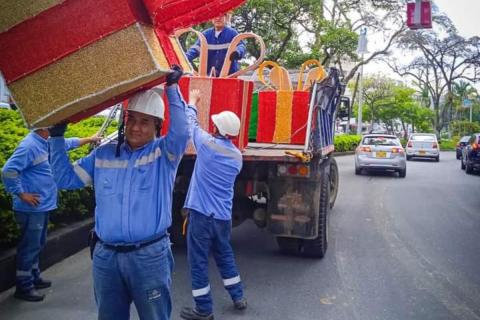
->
<box><xmin>419</xmin><ymin>150</ymin><xmax>426</xmax><ymax>155</ymax></box>
<box><xmin>376</xmin><ymin>151</ymin><xmax>386</xmax><ymax>158</ymax></box>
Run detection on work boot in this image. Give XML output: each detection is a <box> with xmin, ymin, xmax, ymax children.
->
<box><xmin>34</xmin><ymin>278</ymin><xmax>52</xmax><ymax>290</ymax></box>
<box><xmin>180</xmin><ymin>307</ymin><xmax>214</xmax><ymax>320</ymax></box>
<box><xmin>14</xmin><ymin>288</ymin><xmax>45</xmax><ymax>302</ymax></box>
<box><xmin>233</xmin><ymin>297</ymin><xmax>247</xmax><ymax>310</ymax></box>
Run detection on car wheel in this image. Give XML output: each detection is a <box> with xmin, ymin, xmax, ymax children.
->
<box><xmin>456</xmin><ymin>154</ymin><xmax>461</xmax><ymax>160</ymax></box>
<box><xmin>435</xmin><ymin>156</ymin><xmax>440</xmax><ymax>162</ymax></box>
<box><xmin>406</xmin><ymin>155</ymin><xmax>412</xmax><ymax>161</ymax></box>
<box><xmin>466</xmin><ymin>161</ymin><xmax>474</xmax><ymax>174</ymax></box>
<box><xmin>461</xmin><ymin>158</ymin><xmax>466</xmax><ymax>170</ymax></box>
<box><xmin>398</xmin><ymin>168</ymin><xmax>406</xmax><ymax>178</ymax></box>
<box><xmin>355</xmin><ymin>166</ymin><xmax>362</xmax><ymax>175</ymax></box>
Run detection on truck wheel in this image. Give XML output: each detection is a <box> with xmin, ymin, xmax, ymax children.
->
<box><xmin>301</xmin><ymin>171</ymin><xmax>330</xmax><ymax>258</ymax></box>
<box><xmin>169</xmin><ymin>193</ymin><xmax>187</xmax><ymax>246</ymax></box>
<box><xmin>329</xmin><ymin>158</ymin><xmax>339</xmax><ymax>209</ymax></box>
<box><xmin>466</xmin><ymin>161</ymin><xmax>474</xmax><ymax>174</ymax></box>
<box><xmin>276</xmin><ymin>237</ymin><xmax>301</xmax><ymax>255</ymax></box>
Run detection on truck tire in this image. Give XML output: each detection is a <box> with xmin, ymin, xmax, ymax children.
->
<box><xmin>169</xmin><ymin>193</ymin><xmax>187</xmax><ymax>246</ymax></box>
<box><xmin>301</xmin><ymin>169</ymin><xmax>330</xmax><ymax>258</ymax></box>
<box><xmin>329</xmin><ymin>158</ymin><xmax>339</xmax><ymax>209</ymax></box>
<box><xmin>466</xmin><ymin>161</ymin><xmax>474</xmax><ymax>174</ymax></box>
<box><xmin>276</xmin><ymin>237</ymin><xmax>301</xmax><ymax>255</ymax></box>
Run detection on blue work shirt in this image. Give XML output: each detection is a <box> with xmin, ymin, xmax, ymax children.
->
<box><xmin>186</xmin><ymin>26</ymin><xmax>246</xmax><ymax>76</ymax></box>
<box><xmin>184</xmin><ymin>106</ymin><xmax>242</xmax><ymax>220</ymax></box>
<box><xmin>1</xmin><ymin>132</ymin><xmax>79</xmax><ymax>213</ymax></box>
<box><xmin>49</xmin><ymin>86</ymin><xmax>192</xmax><ymax>244</ymax></box>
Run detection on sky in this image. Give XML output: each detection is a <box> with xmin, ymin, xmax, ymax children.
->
<box><xmin>364</xmin><ymin>0</ymin><xmax>480</xmax><ymax>89</ymax></box>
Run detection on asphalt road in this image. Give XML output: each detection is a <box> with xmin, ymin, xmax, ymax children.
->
<box><xmin>0</xmin><ymin>151</ymin><xmax>479</xmax><ymax>320</ymax></box>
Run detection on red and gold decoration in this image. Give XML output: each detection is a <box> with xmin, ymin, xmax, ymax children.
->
<box><xmin>0</xmin><ymin>0</ymin><xmax>246</xmax><ymax>128</ymax></box>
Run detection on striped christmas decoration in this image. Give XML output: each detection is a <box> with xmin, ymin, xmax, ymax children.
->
<box><xmin>162</xmin><ymin>76</ymin><xmax>253</xmax><ymax>151</ymax></box>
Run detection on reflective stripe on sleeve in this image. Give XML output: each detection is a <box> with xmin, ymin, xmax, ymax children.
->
<box><xmin>2</xmin><ymin>170</ymin><xmax>18</xmax><ymax>179</ymax></box>
<box><xmin>208</xmin><ymin>43</ymin><xmax>231</xmax><ymax>50</ymax></box>
<box><xmin>191</xmin><ymin>44</ymin><xmax>201</xmax><ymax>51</ymax></box>
<box><xmin>73</xmin><ymin>163</ymin><xmax>93</xmax><ymax>186</ymax></box>
<box><xmin>192</xmin><ymin>284</ymin><xmax>211</xmax><ymax>297</ymax></box>
<box><xmin>223</xmin><ymin>275</ymin><xmax>241</xmax><ymax>287</ymax></box>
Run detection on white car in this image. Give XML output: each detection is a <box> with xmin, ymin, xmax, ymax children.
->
<box><xmin>406</xmin><ymin>133</ymin><xmax>440</xmax><ymax>162</ymax></box>
<box><xmin>355</xmin><ymin>134</ymin><xmax>407</xmax><ymax>177</ymax></box>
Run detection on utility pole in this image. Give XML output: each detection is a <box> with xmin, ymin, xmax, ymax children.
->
<box><xmin>356</xmin><ymin>28</ymin><xmax>368</xmax><ymax>135</ymax></box>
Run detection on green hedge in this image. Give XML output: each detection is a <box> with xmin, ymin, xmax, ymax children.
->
<box><xmin>334</xmin><ymin>134</ymin><xmax>361</xmax><ymax>152</ymax></box>
<box><xmin>0</xmin><ymin>110</ymin><xmax>116</xmax><ymax>249</ymax></box>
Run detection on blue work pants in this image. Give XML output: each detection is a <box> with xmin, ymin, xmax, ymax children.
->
<box><xmin>187</xmin><ymin>210</ymin><xmax>243</xmax><ymax>314</ymax></box>
<box><xmin>14</xmin><ymin>211</ymin><xmax>49</xmax><ymax>292</ymax></box>
<box><xmin>92</xmin><ymin>237</ymin><xmax>174</xmax><ymax>320</ymax></box>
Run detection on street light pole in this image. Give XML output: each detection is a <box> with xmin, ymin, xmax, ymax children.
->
<box><xmin>357</xmin><ymin>58</ymin><xmax>364</xmax><ymax>135</ymax></box>
<box><xmin>356</xmin><ymin>28</ymin><xmax>368</xmax><ymax>135</ymax></box>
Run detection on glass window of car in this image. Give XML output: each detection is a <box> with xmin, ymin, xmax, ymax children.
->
<box><xmin>362</xmin><ymin>136</ymin><xmax>400</xmax><ymax>146</ymax></box>
<box><xmin>460</xmin><ymin>136</ymin><xmax>470</xmax><ymax>143</ymax></box>
<box><xmin>411</xmin><ymin>135</ymin><xmax>436</xmax><ymax>142</ymax></box>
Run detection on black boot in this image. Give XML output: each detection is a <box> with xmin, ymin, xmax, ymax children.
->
<box><xmin>233</xmin><ymin>297</ymin><xmax>247</xmax><ymax>310</ymax></box>
<box><xmin>34</xmin><ymin>278</ymin><xmax>52</xmax><ymax>289</ymax></box>
<box><xmin>180</xmin><ymin>307</ymin><xmax>214</xmax><ymax>320</ymax></box>
<box><xmin>14</xmin><ymin>288</ymin><xmax>45</xmax><ymax>302</ymax></box>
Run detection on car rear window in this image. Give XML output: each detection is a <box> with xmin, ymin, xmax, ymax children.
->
<box><xmin>362</xmin><ymin>136</ymin><xmax>400</xmax><ymax>146</ymax></box>
<box><xmin>460</xmin><ymin>136</ymin><xmax>470</xmax><ymax>142</ymax></box>
<box><xmin>411</xmin><ymin>135</ymin><xmax>436</xmax><ymax>142</ymax></box>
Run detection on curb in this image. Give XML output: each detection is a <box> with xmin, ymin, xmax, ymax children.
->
<box><xmin>333</xmin><ymin>151</ymin><xmax>355</xmax><ymax>157</ymax></box>
<box><xmin>0</xmin><ymin>217</ymin><xmax>93</xmax><ymax>293</ymax></box>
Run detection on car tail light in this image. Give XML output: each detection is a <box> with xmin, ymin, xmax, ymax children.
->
<box><xmin>277</xmin><ymin>164</ymin><xmax>310</xmax><ymax>177</ymax></box>
<box><xmin>432</xmin><ymin>142</ymin><xmax>438</xmax><ymax>149</ymax></box>
<box><xmin>391</xmin><ymin>147</ymin><xmax>404</xmax><ymax>154</ymax></box>
<box><xmin>473</xmin><ymin>143</ymin><xmax>480</xmax><ymax>151</ymax></box>
<box><xmin>407</xmin><ymin>141</ymin><xmax>413</xmax><ymax>148</ymax></box>
<box><xmin>358</xmin><ymin>146</ymin><xmax>372</xmax><ymax>153</ymax></box>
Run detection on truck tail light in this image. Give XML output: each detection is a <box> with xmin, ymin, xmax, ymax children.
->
<box><xmin>277</xmin><ymin>164</ymin><xmax>310</xmax><ymax>177</ymax></box>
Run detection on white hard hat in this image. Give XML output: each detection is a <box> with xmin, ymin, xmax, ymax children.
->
<box><xmin>127</xmin><ymin>89</ymin><xmax>165</xmax><ymax>120</ymax></box>
<box><xmin>211</xmin><ymin>111</ymin><xmax>241</xmax><ymax>137</ymax></box>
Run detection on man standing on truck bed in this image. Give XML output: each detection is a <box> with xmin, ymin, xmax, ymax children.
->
<box><xmin>180</xmin><ymin>90</ymin><xmax>247</xmax><ymax>320</ymax></box>
<box><xmin>186</xmin><ymin>12</ymin><xmax>245</xmax><ymax>76</ymax></box>
<box><xmin>1</xmin><ymin>128</ymin><xmax>100</xmax><ymax>302</ymax></box>
<box><xmin>48</xmin><ymin>65</ymin><xmax>191</xmax><ymax>320</ymax></box>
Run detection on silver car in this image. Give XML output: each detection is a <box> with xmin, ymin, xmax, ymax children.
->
<box><xmin>355</xmin><ymin>134</ymin><xmax>407</xmax><ymax>177</ymax></box>
<box><xmin>406</xmin><ymin>133</ymin><xmax>440</xmax><ymax>162</ymax></box>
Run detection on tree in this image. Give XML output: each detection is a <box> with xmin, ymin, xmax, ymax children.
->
<box><xmin>388</xmin><ymin>15</ymin><xmax>480</xmax><ymax>134</ymax></box>
<box><xmin>452</xmin><ymin>80</ymin><xmax>478</xmax><ymax>120</ymax></box>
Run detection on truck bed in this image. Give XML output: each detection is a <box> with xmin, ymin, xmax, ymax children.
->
<box><xmin>242</xmin><ymin>142</ymin><xmax>305</xmax><ymax>162</ymax></box>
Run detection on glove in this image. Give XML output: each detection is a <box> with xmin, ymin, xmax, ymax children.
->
<box><xmin>166</xmin><ymin>64</ymin><xmax>183</xmax><ymax>86</ymax></box>
<box><xmin>229</xmin><ymin>51</ymin><xmax>241</xmax><ymax>61</ymax></box>
<box><xmin>48</xmin><ymin>123</ymin><xmax>68</xmax><ymax>137</ymax></box>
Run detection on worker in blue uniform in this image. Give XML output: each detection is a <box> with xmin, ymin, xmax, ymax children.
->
<box><xmin>180</xmin><ymin>90</ymin><xmax>247</xmax><ymax>320</ymax></box>
<box><xmin>186</xmin><ymin>13</ymin><xmax>246</xmax><ymax>76</ymax></box>
<box><xmin>48</xmin><ymin>65</ymin><xmax>192</xmax><ymax>320</ymax></box>
<box><xmin>2</xmin><ymin>129</ymin><xmax>100</xmax><ymax>302</ymax></box>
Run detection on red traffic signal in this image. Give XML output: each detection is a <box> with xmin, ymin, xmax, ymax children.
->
<box><xmin>407</xmin><ymin>0</ymin><xmax>432</xmax><ymax>30</ymax></box>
